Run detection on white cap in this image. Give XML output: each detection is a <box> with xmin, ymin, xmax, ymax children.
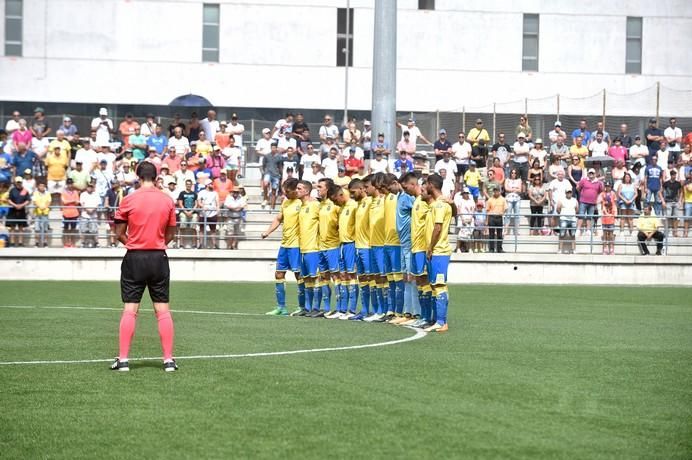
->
<box><xmin>203</xmin><ymin>178</ymin><xmax>213</xmax><ymax>186</ymax></box>
<box><xmin>99</xmin><ymin>107</ymin><xmax>108</xmax><ymax>116</ymax></box>
<box><xmin>262</xmin><ymin>128</ymin><xmax>271</xmax><ymax>134</ymax></box>
<box><xmin>517</xmin><ymin>132</ymin><xmax>526</xmax><ymax>139</ymax></box>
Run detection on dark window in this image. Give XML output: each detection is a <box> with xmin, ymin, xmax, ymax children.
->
<box><xmin>522</xmin><ymin>14</ymin><xmax>539</xmax><ymax>72</ymax></box>
<box><xmin>336</xmin><ymin>8</ymin><xmax>353</xmax><ymax>67</ymax></box>
<box><xmin>626</xmin><ymin>17</ymin><xmax>642</xmax><ymax>74</ymax></box>
<box><xmin>5</xmin><ymin>0</ymin><xmax>22</xmax><ymax>57</ymax></box>
<box><xmin>202</xmin><ymin>4</ymin><xmax>220</xmax><ymax>62</ymax></box>
<box><xmin>418</xmin><ymin>0</ymin><xmax>435</xmax><ymax>10</ymax></box>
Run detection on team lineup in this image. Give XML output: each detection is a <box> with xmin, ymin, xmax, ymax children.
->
<box><xmin>262</xmin><ymin>171</ymin><xmax>453</xmax><ymax>333</ymax></box>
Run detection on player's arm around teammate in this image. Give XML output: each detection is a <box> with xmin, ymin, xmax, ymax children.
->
<box><xmin>424</xmin><ymin>174</ymin><xmax>451</xmax><ymax>333</ymax></box>
<box><xmin>111</xmin><ymin>162</ymin><xmax>179</xmax><ymax>372</ymax></box>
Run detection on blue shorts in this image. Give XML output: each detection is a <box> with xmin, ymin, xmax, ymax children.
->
<box><xmin>276</xmin><ymin>246</ymin><xmax>301</xmax><ymax>272</ymax></box>
<box><xmin>400</xmin><ymin>245</ymin><xmax>412</xmax><ymax>274</ymax></box>
<box><xmin>467</xmin><ymin>185</ymin><xmax>479</xmax><ymax>199</ymax></box>
<box><xmin>319</xmin><ymin>247</ymin><xmax>340</xmax><ymax>273</ymax></box>
<box><xmin>340</xmin><ymin>242</ymin><xmax>357</xmax><ymax>273</ymax></box>
<box><xmin>411</xmin><ymin>251</ymin><xmax>428</xmax><ymax>277</ymax></box>
<box><xmin>0</xmin><ymin>207</ymin><xmax>8</xmax><ymax>218</ymax></box>
<box><xmin>263</xmin><ymin>173</ymin><xmax>281</xmax><ymax>191</ymax></box>
<box><xmin>429</xmin><ymin>255</ymin><xmax>450</xmax><ymax>285</ymax></box>
<box><xmin>384</xmin><ymin>245</ymin><xmax>402</xmax><ymax>274</ymax></box>
<box><xmin>300</xmin><ymin>252</ymin><xmax>320</xmax><ymax>278</ymax></box>
<box><xmin>356</xmin><ymin>248</ymin><xmax>371</xmax><ymax>275</ymax></box>
<box><xmin>370</xmin><ymin>246</ymin><xmax>385</xmax><ymax>275</ymax></box>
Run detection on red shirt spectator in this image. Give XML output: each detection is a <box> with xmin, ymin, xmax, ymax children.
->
<box><xmin>344</xmin><ymin>155</ymin><xmax>363</xmax><ymax>176</ymax></box>
<box><xmin>577</xmin><ymin>171</ymin><xmax>604</xmax><ymax>205</ymax></box>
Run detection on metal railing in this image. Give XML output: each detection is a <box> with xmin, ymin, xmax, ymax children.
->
<box><xmin>1</xmin><ymin>206</ymin><xmax>690</xmax><ymax>255</ymax></box>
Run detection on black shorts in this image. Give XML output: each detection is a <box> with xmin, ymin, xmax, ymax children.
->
<box><xmin>63</xmin><ymin>217</ymin><xmax>78</xmax><ymax>230</ymax></box>
<box><xmin>120</xmin><ymin>250</ymin><xmax>170</xmax><ymax>303</ymax></box>
<box><xmin>7</xmin><ymin>209</ymin><xmax>27</xmax><ymax>228</ymax></box>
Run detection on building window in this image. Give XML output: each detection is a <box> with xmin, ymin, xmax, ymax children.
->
<box><xmin>202</xmin><ymin>4</ymin><xmax>219</xmax><ymax>63</ymax></box>
<box><xmin>522</xmin><ymin>14</ymin><xmax>539</xmax><ymax>72</ymax></box>
<box><xmin>626</xmin><ymin>17</ymin><xmax>642</xmax><ymax>74</ymax></box>
<box><xmin>336</xmin><ymin>8</ymin><xmax>353</xmax><ymax>67</ymax></box>
<box><xmin>418</xmin><ymin>0</ymin><xmax>435</xmax><ymax>10</ymax></box>
<box><xmin>5</xmin><ymin>0</ymin><xmax>22</xmax><ymax>57</ymax></box>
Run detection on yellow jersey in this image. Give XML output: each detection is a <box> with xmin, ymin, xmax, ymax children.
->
<box><xmin>463</xmin><ymin>170</ymin><xmax>481</xmax><ymax>187</ymax></box>
<box><xmin>319</xmin><ymin>198</ymin><xmax>340</xmax><ymax>250</ymax></box>
<box><xmin>383</xmin><ymin>192</ymin><xmax>400</xmax><ymax>246</ymax></box>
<box><xmin>410</xmin><ymin>196</ymin><xmax>430</xmax><ymax>253</ymax></box>
<box><xmin>280</xmin><ymin>198</ymin><xmax>302</xmax><ymax>248</ymax></box>
<box><xmin>48</xmin><ymin>139</ymin><xmax>71</xmax><ymax>157</ymax></box>
<box><xmin>299</xmin><ymin>200</ymin><xmax>320</xmax><ymax>253</ymax></box>
<box><xmin>431</xmin><ymin>197</ymin><xmax>452</xmax><ymax>256</ymax></box>
<box><xmin>338</xmin><ymin>199</ymin><xmax>357</xmax><ymax>243</ymax></box>
<box><xmin>369</xmin><ymin>195</ymin><xmax>385</xmax><ymax>247</ymax></box>
<box><xmin>32</xmin><ymin>190</ymin><xmax>52</xmax><ymax>216</ymax></box>
<box><xmin>354</xmin><ymin>196</ymin><xmax>371</xmax><ymax>249</ymax></box>
<box><xmin>570</xmin><ymin>145</ymin><xmax>589</xmax><ymax>167</ymax></box>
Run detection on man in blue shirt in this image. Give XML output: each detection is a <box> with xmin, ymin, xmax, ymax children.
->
<box><xmin>11</xmin><ymin>143</ymin><xmax>36</xmax><ymax>177</ymax></box>
<box><xmin>571</xmin><ymin>119</ymin><xmax>591</xmax><ymax>146</ymax></box>
<box><xmin>393</xmin><ymin>151</ymin><xmax>414</xmax><ymax>177</ymax></box>
<box><xmin>392</xmin><ymin>171</ymin><xmax>421</xmax><ymax>325</ymax></box>
<box><xmin>146</xmin><ymin>125</ymin><xmax>168</xmax><ymax>155</ymax></box>
<box><xmin>645</xmin><ymin>155</ymin><xmax>664</xmax><ymax>215</ymax></box>
<box><xmin>433</xmin><ymin>129</ymin><xmax>452</xmax><ymax>162</ymax></box>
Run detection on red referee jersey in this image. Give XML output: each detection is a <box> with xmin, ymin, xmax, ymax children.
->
<box><xmin>114</xmin><ymin>187</ymin><xmax>176</xmax><ymax>250</ymax></box>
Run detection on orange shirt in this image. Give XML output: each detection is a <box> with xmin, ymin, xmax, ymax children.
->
<box><xmin>486</xmin><ymin>195</ymin><xmax>507</xmax><ymax>215</ymax></box>
<box><xmin>215</xmin><ymin>132</ymin><xmax>231</xmax><ymax>150</ymax></box>
<box><xmin>61</xmin><ymin>189</ymin><xmax>80</xmax><ymax>218</ymax></box>
<box><xmin>213</xmin><ymin>177</ymin><xmax>234</xmax><ymax>203</ymax></box>
<box><xmin>118</xmin><ymin>120</ymin><xmax>140</xmax><ymax>147</ymax></box>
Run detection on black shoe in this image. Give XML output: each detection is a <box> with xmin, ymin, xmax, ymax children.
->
<box><xmin>163</xmin><ymin>360</ymin><xmax>178</xmax><ymax>372</ymax></box>
<box><xmin>310</xmin><ymin>310</ymin><xmax>325</xmax><ymax>318</ymax></box>
<box><xmin>293</xmin><ymin>309</ymin><xmax>309</xmax><ymax>317</ymax></box>
<box><xmin>110</xmin><ymin>358</ymin><xmax>129</xmax><ymax>372</ymax></box>
<box><xmin>655</xmin><ymin>251</ymin><xmax>662</xmax><ymax>256</ymax></box>
<box><xmin>372</xmin><ymin>315</ymin><xmax>388</xmax><ymax>323</ymax></box>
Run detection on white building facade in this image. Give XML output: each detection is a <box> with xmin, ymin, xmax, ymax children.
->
<box><xmin>0</xmin><ymin>0</ymin><xmax>691</xmax><ymax>116</ymax></box>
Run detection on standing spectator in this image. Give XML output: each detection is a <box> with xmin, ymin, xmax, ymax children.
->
<box><xmin>11</xmin><ymin>119</ymin><xmax>32</xmax><ymax>148</ymax></box>
<box><xmin>636</xmin><ymin>205</ymin><xmax>664</xmax><ymax>255</ymax></box>
<box><xmin>146</xmin><ymin>125</ymin><xmax>168</xmax><ymax>155</ymax></box>
<box><xmin>215</xmin><ymin>121</ymin><xmax>231</xmax><ymax>149</ymax></box>
<box><xmin>503</xmin><ymin>169</ymin><xmax>523</xmax><ymax>236</ymax></box>
<box><xmin>397</xmin><ymin>118</ymin><xmax>431</xmax><ymax>145</ymax></box>
<box><xmin>644</xmin><ymin>156</ymin><xmax>664</xmax><ymax>215</ymax></box>
<box><xmin>302</xmin><ymin>162</ymin><xmax>324</xmax><ymax>187</ymax></box>
<box><xmin>588</xmin><ymin>131</ymin><xmax>609</xmax><ymax>156</ymax></box>
<box><xmin>195</xmin><ymin>131</ymin><xmax>213</xmax><ymax>158</ymax></box>
<box><xmin>168</xmin><ymin>113</ymin><xmax>186</xmax><ymax>137</ymax></box>
<box><xmin>571</xmin><ymin>119</ymin><xmax>591</xmax><ymax>146</ymax></box>
<box><xmin>222</xmin><ymin>137</ymin><xmax>242</xmax><ymax>183</ymax></box>
<box><xmin>261</xmin><ymin>143</ymin><xmax>283</xmax><ymax>210</ymax></box>
<box><xmin>177</xmin><ymin>179</ymin><xmax>200</xmax><ymax>248</ymax></box>
<box><xmin>570</xmin><ymin>136</ymin><xmax>589</xmax><ymax>168</ymax></box>
<box><xmin>200</xmin><ymin>110</ymin><xmax>219</xmax><ymax>141</ymax></box>
<box><xmin>5</xmin><ymin>110</ymin><xmax>21</xmax><ymax>134</ymax></box>
<box><xmin>79</xmin><ymin>182</ymin><xmax>100</xmax><ymax>247</ymax></box>
<box><xmin>372</xmin><ymin>132</ymin><xmax>391</xmax><ymax>157</ymax></box>
<box><xmin>548</xmin><ymin>121</ymin><xmax>567</xmax><ymax>144</ymax></box>
<box><xmin>489</xmin><ymin>158</ymin><xmax>505</xmax><ymax>184</ymax></box>
<box><xmin>168</xmin><ymin>127</ymin><xmax>190</xmax><ymax>156</ymax></box>
<box><xmin>93</xmin><ymin>160</ymin><xmax>115</xmax><ymax>208</ymax></box>
<box><xmin>128</xmin><ymin>126</ymin><xmax>147</xmax><ymax>162</ymax></box>
<box><xmin>11</xmin><ymin>142</ymin><xmax>36</xmax><ymax>177</ymax></box>
<box><xmin>515</xmin><ymin>115</ymin><xmax>532</xmax><ymax>142</ymax></box>
<box><xmin>342</xmin><ymin>121</ymin><xmax>361</xmax><ymax>145</ymax></box>
<box><xmin>369</xmin><ymin>151</ymin><xmax>389</xmax><ymax>174</ymax></box>
<box><xmin>655</xmin><ymin>140</ymin><xmax>670</xmax><ymax>169</ymax></box>
<box><xmin>291</xmin><ymin>113</ymin><xmax>309</xmax><ymax>152</ymax></box>
<box><xmin>511</xmin><ymin>132</ymin><xmax>530</xmax><ymax>183</ymax></box>
<box><xmin>32</xmin><ymin>181</ymin><xmax>51</xmax><ymax>247</ymax></box>
<box><xmin>644</xmin><ymin>118</ymin><xmax>664</xmax><ymax>161</ymax></box>
<box><xmin>454</xmin><ymin>187</ymin><xmax>475</xmax><ymax>252</ymax></box>
<box><xmin>662</xmin><ymin>170</ymin><xmax>682</xmax><ymax>237</ymax></box>
<box><xmin>7</xmin><ymin>176</ymin><xmax>30</xmax><ymax>246</ymax></box>
<box><xmin>557</xmin><ymin>189</ymin><xmax>578</xmax><ymax>254</ymax></box>
<box><xmin>617</xmin><ymin>171</ymin><xmax>637</xmax><ymax>235</ymax></box>
<box><xmin>118</xmin><ymin>113</ymin><xmax>140</xmax><ymax>148</ymax></box>
<box><xmin>611</xmin><ymin>159</ymin><xmax>627</xmax><ymax>187</ymax></box>
<box><xmin>255</xmin><ymin>128</ymin><xmax>273</xmax><ymax>158</ymax></box>
<box><xmin>576</xmin><ymin>168</ymin><xmax>604</xmax><ymax>235</ymax></box>
<box><xmin>467</xmin><ymin>119</ymin><xmax>490</xmax><ymax>147</ymax></box>
<box><xmin>271</xmin><ymin>112</ymin><xmax>293</xmax><ymax>140</ymax></box>
<box><xmin>600</xmin><ymin>188</ymin><xmax>616</xmax><ymax>254</ymax></box>
<box><xmin>105</xmin><ymin>179</ymin><xmax>124</xmax><ymax>247</ymax></box>
<box><xmin>45</xmin><ymin>146</ymin><xmax>69</xmax><ymax>200</ymax></box>
<box><xmin>205</xmin><ymin>146</ymin><xmax>226</xmax><ymax>180</ymax></box>
<box><xmin>491</xmin><ymin>133</ymin><xmax>512</xmax><ymax>173</ymax></box>
<box><xmin>591</xmin><ymin>121</ymin><xmax>611</xmax><ymax>146</ymax></box>
<box><xmin>48</xmin><ymin>130</ymin><xmax>72</xmax><ymax>160</ymax></box>
<box><xmin>472</xmin><ymin>201</ymin><xmax>487</xmax><ymax>253</ymax></box>
<box><xmin>321</xmin><ymin>148</ymin><xmax>340</xmax><ymax>179</ymax></box>
<box><xmin>664</xmin><ymin>117</ymin><xmax>682</xmax><ymax>161</ymax></box>
<box><xmin>608</xmin><ymin>137</ymin><xmax>628</xmax><ymax>164</ymax></box>
<box><xmin>31</xmin><ymin>128</ymin><xmax>50</xmax><ymax>161</ymax></box>
<box><xmin>198</xmin><ymin>179</ymin><xmax>220</xmax><ymax>249</ymax></box>
<box><xmin>463</xmin><ymin>161</ymin><xmax>482</xmax><ymax>200</ymax></box>
<box><xmin>485</xmin><ymin>187</ymin><xmax>506</xmax><ymax>253</ymax></box>
<box><xmin>452</xmin><ymin>132</ymin><xmax>472</xmax><ymax>180</ymax></box>
<box><xmin>91</xmin><ymin>108</ymin><xmax>113</xmax><ymax>147</ymax></box>
<box><xmin>344</xmin><ymin>147</ymin><xmax>363</xmax><ymax>177</ymax></box>
<box><xmin>548</xmin><ymin>170</ymin><xmax>572</xmax><ymax>232</ymax></box>
<box><xmin>22</xmin><ymin>169</ymin><xmax>36</xmax><ymax>194</ymax></box>
<box><xmin>223</xmin><ymin>187</ymin><xmax>247</xmax><ymax>250</ymax></box>
<box><xmin>629</xmin><ymin>135</ymin><xmax>649</xmax><ymax>162</ymax></box>
<box><xmin>30</xmin><ymin>107</ymin><xmax>52</xmax><ymax>138</ymax></box>
<box><xmin>683</xmin><ymin>171</ymin><xmax>692</xmax><ymax>238</ymax></box>
<box><xmin>74</xmin><ymin>138</ymin><xmax>98</xmax><ymax>172</ymax></box>
<box><xmin>301</xmin><ymin>144</ymin><xmax>321</xmax><ymax>176</ymax></box>
<box><xmin>471</xmin><ymin>139</ymin><xmax>489</xmax><ymax>168</ymax></box>
<box><xmin>69</xmin><ymin>161</ymin><xmax>91</xmax><ymax>192</ymax></box>
<box><xmin>61</xmin><ymin>179</ymin><xmax>80</xmax><ymax>247</ymax></box>
<box><xmin>277</xmin><ymin>128</ymin><xmax>297</xmax><ymax>153</ymax></box>
<box><xmin>164</xmin><ymin>146</ymin><xmax>183</xmax><ymax>174</ymax></box>
<box><xmin>433</xmin><ymin>129</ymin><xmax>452</xmax><ymax>162</ymax></box>
<box><xmin>528</xmin><ymin>176</ymin><xmax>547</xmax><ymax>235</ymax></box>
<box><xmin>529</xmin><ymin>138</ymin><xmax>547</xmax><ymax>169</ymax></box>
<box><xmin>140</xmin><ymin>113</ymin><xmax>157</xmax><ymax>138</ymax></box>
<box><xmin>60</xmin><ymin>115</ymin><xmax>80</xmax><ymax>142</ymax></box>
<box><xmin>396</xmin><ymin>131</ymin><xmax>417</xmax><ymax>156</ymax></box>
<box><xmin>618</xmin><ymin>123</ymin><xmax>633</xmax><ymax>149</ymax></box>
<box><xmin>547</xmin><ymin>154</ymin><xmax>564</xmax><ymax>181</ymax></box>
<box><xmin>361</xmin><ymin>120</ymin><xmax>372</xmax><ymax>159</ymax></box>
<box><xmin>281</xmin><ymin>147</ymin><xmax>301</xmax><ymax>183</ymax></box>
<box><xmin>318</xmin><ymin>114</ymin><xmax>339</xmax><ymax>143</ymax></box>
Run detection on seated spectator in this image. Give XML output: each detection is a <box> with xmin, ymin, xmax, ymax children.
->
<box><xmin>433</xmin><ymin>129</ymin><xmax>453</xmax><ymax>162</ymax></box>
<box><xmin>168</xmin><ymin>127</ymin><xmax>190</xmax><ymax>155</ymax></box>
<box><xmin>439</xmin><ymin>169</ymin><xmax>455</xmax><ymax>199</ymax></box>
<box><xmin>164</xmin><ymin>145</ymin><xmax>183</xmax><ymax>174</ymax></box>
<box><xmin>343</xmin><ymin>148</ymin><xmax>363</xmax><ymax>177</ymax></box>
<box><xmin>528</xmin><ymin>159</ymin><xmax>543</xmax><ymax>185</ymax></box>
<box><xmin>636</xmin><ymin>205</ymin><xmax>664</xmax><ymax>255</ymax></box>
<box><xmin>68</xmin><ymin>161</ymin><xmax>90</xmax><ymax>192</ymax></box>
<box><xmin>74</xmin><ymin>138</ymin><xmax>98</xmax><ymax>172</ymax></box>
<box><xmin>188</xmin><ymin>112</ymin><xmax>201</xmax><ymax>143</ymax></box>
<box><xmin>215</xmin><ymin>121</ymin><xmax>231</xmax><ymax>150</ymax></box>
<box><xmin>206</xmin><ymin>146</ymin><xmax>226</xmax><ymax>180</ymax></box>
<box><xmin>371</xmin><ymin>132</ymin><xmax>391</xmax><ymax>158</ymax></box>
<box><xmin>118</xmin><ymin>113</ymin><xmax>140</xmax><ymax>148</ymax></box>
<box><xmin>12</xmin><ymin>142</ymin><xmax>36</xmax><ymax>180</ymax></box>
<box><xmin>547</xmin><ymin>155</ymin><xmax>564</xmax><ymax>181</ymax></box>
<box><xmin>434</xmin><ymin>151</ymin><xmax>456</xmax><ymax>179</ymax></box>
<box><xmin>91</xmin><ymin>108</ymin><xmax>113</xmax><ymax>147</ymax></box>
<box><xmin>396</xmin><ymin>131</ymin><xmax>417</xmax><ymax>156</ymax></box>
<box><xmin>463</xmin><ymin>161</ymin><xmax>482</xmax><ymax>200</ymax></box>
<box><xmin>140</xmin><ymin>113</ymin><xmax>157</xmax><ymax>138</ymax></box>
<box><xmin>12</xmin><ymin>119</ymin><xmax>33</xmax><ymax>148</ymax></box>
<box><xmin>128</xmin><ymin>126</ymin><xmax>147</xmax><ymax>161</ymax></box>
<box><xmin>303</xmin><ymin>162</ymin><xmax>323</xmax><ymax>186</ymax></box>
<box><xmin>548</xmin><ymin>120</ymin><xmax>567</xmax><ymax>144</ymax></box>
<box><xmin>5</xmin><ymin>110</ymin><xmax>21</xmax><ymax>134</ymax></box>
<box><xmin>342</xmin><ymin>121</ymin><xmax>361</xmax><ymax>145</ymax></box>
<box><xmin>393</xmin><ymin>151</ymin><xmax>414</xmax><ymax>177</ymax></box>
<box><xmin>529</xmin><ymin>138</ymin><xmax>547</xmax><ymax>169</ymax></box>
<box><xmin>334</xmin><ymin>166</ymin><xmax>350</xmax><ymax>187</ymax></box>
<box><xmin>147</xmin><ymin>125</ymin><xmax>168</xmax><ymax>155</ymax></box>
<box><xmin>322</xmin><ymin>148</ymin><xmax>340</xmax><ymax>179</ymax></box>
<box><xmin>370</xmin><ymin>151</ymin><xmax>389</xmax><ymax>174</ymax></box>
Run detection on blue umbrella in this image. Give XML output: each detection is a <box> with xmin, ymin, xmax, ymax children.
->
<box><xmin>169</xmin><ymin>94</ymin><xmax>213</xmax><ymax>107</ymax></box>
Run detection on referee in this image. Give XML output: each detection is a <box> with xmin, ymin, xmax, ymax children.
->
<box><xmin>111</xmin><ymin>162</ymin><xmax>178</xmax><ymax>372</ymax></box>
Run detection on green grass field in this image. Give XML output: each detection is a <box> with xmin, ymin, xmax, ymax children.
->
<box><xmin>0</xmin><ymin>281</ymin><xmax>690</xmax><ymax>459</ymax></box>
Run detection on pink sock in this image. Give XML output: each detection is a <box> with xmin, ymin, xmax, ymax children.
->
<box><xmin>118</xmin><ymin>310</ymin><xmax>137</xmax><ymax>361</ymax></box>
<box><xmin>156</xmin><ymin>310</ymin><xmax>175</xmax><ymax>361</ymax></box>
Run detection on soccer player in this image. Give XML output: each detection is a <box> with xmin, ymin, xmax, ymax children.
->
<box><xmin>402</xmin><ymin>173</ymin><xmax>434</xmax><ymax>328</ymax></box>
<box><xmin>349</xmin><ymin>177</ymin><xmax>372</xmax><ymax>321</ymax></box>
<box><xmin>262</xmin><ymin>178</ymin><xmax>305</xmax><ymax>316</ymax></box>
<box><xmin>297</xmin><ymin>180</ymin><xmax>322</xmax><ymax>316</ymax></box>
<box><xmin>316</xmin><ymin>178</ymin><xmax>341</xmax><ymax>318</ymax></box>
<box><xmin>111</xmin><ymin>162</ymin><xmax>178</xmax><ymax>372</ymax></box>
<box><xmin>365</xmin><ymin>172</ymin><xmax>387</xmax><ymax>322</ymax></box>
<box><xmin>330</xmin><ymin>183</ymin><xmax>358</xmax><ymax>319</ymax></box>
<box><xmin>423</xmin><ymin>174</ymin><xmax>452</xmax><ymax>332</ymax></box>
<box><xmin>382</xmin><ymin>174</ymin><xmax>404</xmax><ymax>321</ymax></box>
<box><xmin>391</xmin><ymin>172</ymin><xmax>421</xmax><ymax>325</ymax></box>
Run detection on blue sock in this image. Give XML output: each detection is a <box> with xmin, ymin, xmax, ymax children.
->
<box><xmin>339</xmin><ymin>284</ymin><xmax>348</xmax><ymax>312</ymax></box>
<box><xmin>360</xmin><ymin>283</ymin><xmax>370</xmax><ymax>315</ymax></box>
<box><xmin>298</xmin><ymin>281</ymin><xmax>306</xmax><ymax>309</ymax></box>
<box><xmin>313</xmin><ymin>286</ymin><xmax>322</xmax><ymax>311</ymax></box>
<box><xmin>379</xmin><ymin>286</ymin><xmax>387</xmax><ymax>314</ymax></box>
<box><xmin>436</xmin><ymin>290</ymin><xmax>449</xmax><ymax>325</ymax></box>
<box><xmin>370</xmin><ymin>285</ymin><xmax>379</xmax><ymax>315</ymax></box>
<box><xmin>275</xmin><ymin>281</ymin><xmax>286</xmax><ymax>309</ymax></box>
<box><xmin>322</xmin><ymin>283</ymin><xmax>331</xmax><ymax>311</ymax></box>
<box><xmin>395</xmin><ymin>280</ymin><xmax>404</xmax><ymax>314</ymax></box>
<box><xmin>348</xmin><ymin>284</ymin><xmax>358</xmax><ymax>313</ymax></box>
<box><xmin>425</xmin><ymin>292</ymin><xmax>434</xmax><ymax>322</ymax></box>
<box><xmin>305</xmin><ymin>285</ymin><xmax>314</xmax><ymax>311</ymax></box>
<box><xmin>388</xmin><ymin>281</ymin><xmax>396</xmax><ymax>313</ymax></box>
<box><xmin>418</xmin><ymin>289</ymin><xmax>427</xmax><ymax>321</ymax></box>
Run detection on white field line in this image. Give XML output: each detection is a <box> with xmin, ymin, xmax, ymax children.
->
<box><xmin>0</xmin><ymin>305</ymin><xmax>427</xmax><ymax>366</ymax></box>
<box><xmin>0</xmin><ymin>305</ymin><xmax>264</xmax><ymax>316</ymax></box>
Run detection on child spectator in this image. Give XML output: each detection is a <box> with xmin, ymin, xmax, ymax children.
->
<box><xmin>600</xmin><ymin>187</ymin><xmax>616</xmax><ymax>254</ymax></box>
<box><xmin>473</xmin><ymin>200</ymin><xmax>487</xmax><ymax>253</ymax></box>
<box><xmin>32</xmin><ymin>182</ymin><xmax>51</xmax><ymax>247</ymax></box>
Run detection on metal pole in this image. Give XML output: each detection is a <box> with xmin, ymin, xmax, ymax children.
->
<box><xmin>461</xmin><ymin>106</ymin><xmax>466</xmax><ymax>133</ymax></box>
<box><xmin>602</xmin><ymin>88</ymin><xmax>606</xmax><ymax>126</ymax></box>
<box><xmin>371</xmin><ymin>0</ymin><xmax>397</xmax><ymax>157</ymax></box>
<box><xmin>655</xmin><ymin>81</ymin><xmax>660</xmax><ymax>124</ymax></box>
<box><xmin>524</xmin><ymin>97</ymin><xmax>528</xmax><ymax>118</ymax></box>
<box><xmin>343</xmin><ymin>0</ymin><xmax>351</xmax><ymax>127</ymax></box>
<box><xmin>492</xmin><ymin>103</ymin><xmax>496</xmax><ymax>141</ymax></box>
<box><xmin>556</xmin><ymin>94</ymin><xmax>560</xmax><ymax>121</ymax></box>
<box><xmin>435</xmin><ymin>109</ymin><xmax>440</xmax><ymax>139</ymax></box>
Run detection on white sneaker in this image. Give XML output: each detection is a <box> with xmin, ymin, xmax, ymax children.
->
<box><xmin>340</xmin><ymin>312</ymin><xmax>354</xmax><ymax>320</ymax></box>
<box><xmin>363</xmin><ymin>314</ymin><xmax>377</xmax><ymax>322</ymax></box>
<box><xmin>261</xmin><ymin>200</ymin><xmax>268</xmax><ymax>209</ymax></box>
<box><xmin>325</xmin><ymin>311</ymin><xmax>341</xmax><ymax>319</ymax></box>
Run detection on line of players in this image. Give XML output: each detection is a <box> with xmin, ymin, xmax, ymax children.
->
<box><xmin>261</xmin><ymin>171</ymin><xmax>453</xmax><ymax>333</ymax></box>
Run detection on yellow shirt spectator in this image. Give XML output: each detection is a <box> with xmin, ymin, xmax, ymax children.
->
<box><xmin>467</xmin><ymin>126</ymin><xmax>490</xmax><ymax>147</ymax></box>
<box><xmin>45</xmin><ymin>152</ymin><xmax>69</xmax><ymax>181</ymax></box>
<box><xmin>463</xmin><ymin>169</ymin><xmax>481</xmax><ymax>187</ymax></box>
<box><xmin>369</xmin><ymin>195</ymin><xmax>386</xmax><ymax>247</ymax></box>
<box><xmin>318</xmin><ymin>198</ymin><xmax>340</xmax><ymax>250</ymax></box>
<box><xmin>383</xmin><ymin>192</ymin><xmax>400</xmax><ymax>246</ymax></box>
<box><xmin>280</xmin><ymin>198</ymin><xmax>302</xmax><ymax>248</ymax></box>
<box><xmin>431</xmin><ymin>197</ymin><xmax>452</xmax><ymax>256</ymax></box>
<box><xmin>299</xmin><ymin>200</ymin><xmax>320</xmax><ymax>253</ymax></box>
<box><xmin>411</xmin><ymin>196</ymin><xmax>430</xmax><ymax>253</ymax></box>
<box><xmin>354</xmin><ymin>196</ymin><xmax>371</xmax><ymax>249</ymax></box>
<box><xmin>569</xmin><ymin>145</ymin><xmax>589</xmax><ymax>168</ymax></box>
<box><xmin>48</xmin><ymin>139</ymin><xmax>71</xmax><ymax>157</ymax></box>
<box><xmin>338</xmin><ymin>199</ymin><xmax>357</xmax><ymax>243</ymax></box>
<box><xmin>636</xmin><ymin>214</ymin><xmax>660</xmax><ymax>233</ymax></box>
<box><xmin>32</xmin><ymin>190</ymin><xmax>52</xmax><ymax>216</ymax></box>
<box><xmin>196</xmin><ymin>140</ymin><xmax>213</xmax><ymax>158</ymax></box>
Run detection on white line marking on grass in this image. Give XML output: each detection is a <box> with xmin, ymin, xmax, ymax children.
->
<box><xmin>0</xmin><ymin>305</ymin><xmax>428</xmax><ymax>366</ymax></box>
<box><xmin>0</xmin><ymin>305</ymin><xmax>265</xmax><ymax>316</ymax></box>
